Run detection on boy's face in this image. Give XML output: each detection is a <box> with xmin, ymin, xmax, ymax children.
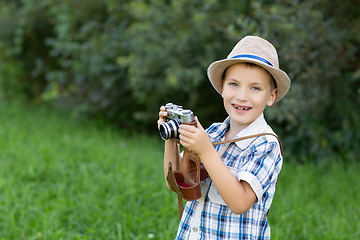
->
<box><xmin>221</xmin><ymin>63</ymin><xmax>277</xmax><ymax>132</ymax></box>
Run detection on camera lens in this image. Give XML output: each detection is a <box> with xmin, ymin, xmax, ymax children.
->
<box><xmin>159</xmin><ymin>119</ymin><xmax>180</xmax><ymax>140</ymax></box>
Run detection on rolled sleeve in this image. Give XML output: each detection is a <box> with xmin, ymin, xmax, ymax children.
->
<box><xmin>237</xmin><ymin>171</ymin><xmax>263</xmax><ymax>201</ymax></box>
<box><xmin>236</xmin><ymin>141</ymin><xmax>281</xmax><ymax>204</ymax></box>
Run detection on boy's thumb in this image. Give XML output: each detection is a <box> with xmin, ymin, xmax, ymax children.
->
<box><xmin>194</xmin><ymin>116</ymin><xmax>204</xmax><ymax>130</ymax></box>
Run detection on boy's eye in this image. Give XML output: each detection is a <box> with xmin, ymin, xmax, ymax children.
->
<box><xmin>252</xmin><ymin>86</ymin><xmax>261</xmax><ymax>91</ymax></box>
<box><xmin>229</xmin><ymin>82</ymin><xmax>238</xmax><ymax>87</ymax></box>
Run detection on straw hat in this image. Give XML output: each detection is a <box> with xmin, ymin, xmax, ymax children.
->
<box><xmin>207</xmin><ymin>36</ymin><xmax>291</xmax><ymax>102</ymax></box>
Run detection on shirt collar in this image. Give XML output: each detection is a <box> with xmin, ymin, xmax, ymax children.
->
<box><xmin>208</xmin><ymin>117</ymin><xmax>229</xmax><ymax>143</ymax></box>
<box><xmin>234</xmin><ymin>113</ymin><xmax>272</xmax><ymax>149</ymax></box>
<box><xmin>210</xmin><ymin>113</ymin><xmax>272</xmax><ymax>150</ymax></box>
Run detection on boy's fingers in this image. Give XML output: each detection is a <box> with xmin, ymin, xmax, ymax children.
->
<box><xmin>179</xmin><ymin>134</ymin><xmax>194</xmax><ymax>147</ymax></box>
<box><xmin>157</xmin><ymin>106</ymin><xmax>168</xmax><ymax>129</ymax></box>
<box><xmin>159</xmin><ymin>110</ymin><xmax>168</xmax><ymax>118</ymax></box>
<box><xmin>194</xmin><ymin>116</ymin><xmax>205</xmax><ymax>131</ymax></box>
<box><xmin>179</xmin><ymin>124</ymin><xmax>196</xmax><ymax>133</ymax></box>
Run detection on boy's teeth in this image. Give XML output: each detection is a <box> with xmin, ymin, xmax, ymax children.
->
<box><xmin>235</xmin><ymin>106</ymin><xmax>249</xmax><ymax>111</ymax></box>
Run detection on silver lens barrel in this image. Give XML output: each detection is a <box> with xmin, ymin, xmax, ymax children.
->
<box><xmin>159</xmin><ymin>119</ymin><xmax>180</xmax><ymax>140</ymax></box>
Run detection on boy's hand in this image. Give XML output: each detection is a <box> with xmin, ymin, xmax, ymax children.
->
<box><xmin>157</xmin><ymin>106</ymin><xmax>168</xmax><ymax>130</ymax></box>
<box><xmin>178</xmin><ymin>117</ymin><xmax>213</xmax><ymax>157</ymax></box>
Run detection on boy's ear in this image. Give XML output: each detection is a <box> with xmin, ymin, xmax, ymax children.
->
<box><xmin>267</xmin><ymin>88</ymin><xmax>277</xmax><ymax>106</ymax></box>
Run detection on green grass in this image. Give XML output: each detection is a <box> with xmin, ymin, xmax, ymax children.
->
<box><xmin>0</xmin><ymin>101</ymin><xmax>359</xmax><ymax>239</ymax></box>
<box><xmin>0</xmin><ymin>101</ymin><xmax>179</xmax><ymax>239</ymax></box>
<box><xmin>270</xmin><ymin>161</ymin><xmax>360</xmax><ymax>239</ymax></box>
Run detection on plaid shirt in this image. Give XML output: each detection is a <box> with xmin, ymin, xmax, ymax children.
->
<box><xmin>175</xmin><ymin>114</ymin><xmax>283</xmax><ymax>240</ymax></box>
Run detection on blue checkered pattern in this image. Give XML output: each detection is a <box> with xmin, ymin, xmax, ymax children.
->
<box><xmin>175</xmin><ymin>115</ymin><xmax>283</xmax><ymax>239</ymax></box>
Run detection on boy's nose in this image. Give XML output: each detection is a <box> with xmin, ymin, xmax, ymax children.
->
<box><xmin>236</xmin><ymin>89</ymin><xmax>248</xmax><ymax>102</ymax></box>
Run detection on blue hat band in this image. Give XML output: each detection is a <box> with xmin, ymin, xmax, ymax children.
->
<box><xmin>230</xmin><ymin>54</ymin><xmax>273</xmax><ymax>67</ymax></box>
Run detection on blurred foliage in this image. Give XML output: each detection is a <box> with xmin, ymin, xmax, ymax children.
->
<box><xmin>0</xmin><ymin>0</ymin><xmax>359</xmax><ymax>161</ymax></box>
<box><xmin>244</xmin><ymin>0</ymin><xmax>360</xmax><ymax>160</ymax></box>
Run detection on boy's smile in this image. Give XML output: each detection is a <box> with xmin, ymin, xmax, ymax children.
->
<box><xmin>233</xmin><ymin>104</ymin><xmax>251</xmax><ymax>112</ymax></box>
<box><xmin>221</xmin><ymin>63</ymin><xmax>277</xmax><ymax>136</ymax></box>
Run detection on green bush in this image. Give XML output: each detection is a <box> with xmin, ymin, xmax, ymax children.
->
<box><xmin>239</xmin><ymin>0</ymin><xmax>360</xmax><ymax>160</ymax></box>
<box><xmin>44</xmin><ymin>0</ymin><xmax>135</xmax><ymax>124</ymax></box>
<box><xmin>0</xmin><ymin>0</ymin><xmax>55</xmax><ymax>99</ymax></box>
<box><xmin>0</xmin><ymin>0</ymin><xmax>359</xmax><ymax>161</ymax></box>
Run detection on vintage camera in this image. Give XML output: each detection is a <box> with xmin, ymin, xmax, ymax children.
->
<box><xmin>159</xmin><ymin>103</ymin><xmax>195</xmax><ymax>140</ymax></box>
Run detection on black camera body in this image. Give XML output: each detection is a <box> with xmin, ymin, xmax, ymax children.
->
<box><xmin>159</xmin><ymin>103</ymin><xmax>195</xmax><ymax>140</ymax></box>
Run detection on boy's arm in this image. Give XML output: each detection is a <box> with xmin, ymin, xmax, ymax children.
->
<box><xmin>178</xmin><ymin>118</ymin><xmax>257</xmax><ymax>214</ymax></box>
<box><xmin>199</xmin><ymin>146</ymin><xmax>257</xmax><ymax>214</ymax></box>
<box><xmin>162</xmin><ymin>140</ymin><xmax>179</xmax><ymax>190</ymax></box>
<box><xmin>157</xmin><ymin>106</ymin><xmax>179</xmax><ymax>190</ymax></box>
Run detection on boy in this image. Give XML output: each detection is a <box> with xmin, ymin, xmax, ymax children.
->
<box><xmin>157</xmin><ymin>36</ymin><xmax>290</xmax><ymax>239</ymax></box>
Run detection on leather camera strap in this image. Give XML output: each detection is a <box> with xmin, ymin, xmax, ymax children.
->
<box><xmin>174</xmin><ymin>141</ymin><xmax>185</xmax><ymax>219</ymax></box>
<box><xmin>212</xmin><ymin>133</ymin><xmax>283</xmax><ymax>155</ymax></box>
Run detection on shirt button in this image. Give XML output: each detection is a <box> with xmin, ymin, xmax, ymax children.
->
<box><xmin>192</xmin><ymin>227</ymin><xmax>198</xmax><ymax>232</ymax></box>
